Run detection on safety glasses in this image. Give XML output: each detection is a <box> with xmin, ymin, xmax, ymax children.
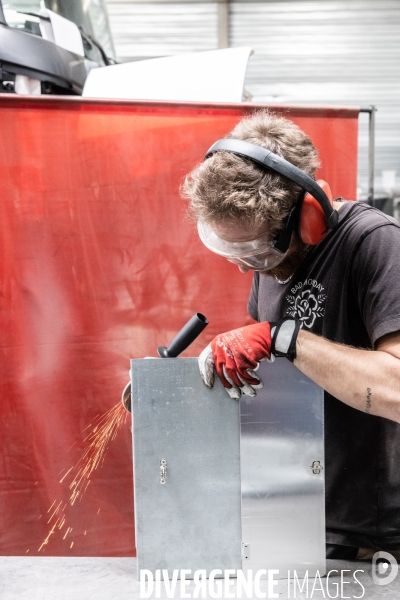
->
<box><xmin>197</xmin><ymin>220</ymin><xmax>288</xmax><ymax>271</ymax></box>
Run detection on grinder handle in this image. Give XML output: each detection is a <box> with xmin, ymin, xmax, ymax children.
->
<box><xmin>157</xmin><ymin>313</ymin><xmax>209</xmax><ymax>358</ymax></box>
<box><xmin>122</xmin><ymin>313</ymin><xmax>209</xmax><ymax>412</ymax></box>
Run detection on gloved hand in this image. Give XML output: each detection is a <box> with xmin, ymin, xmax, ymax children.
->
<box><xmin>198</xmin><ymin>322</ymin><xmax>272</xmax><ymax>399</ymax></box>
<box><xmin>198</xmin><ymin>319</ymin><xmax>300</xmax><ymax>399</ymax></box>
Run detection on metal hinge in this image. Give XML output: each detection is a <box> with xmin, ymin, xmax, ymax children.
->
<box><xmin>311</xmin><ymin>460</ymin><xmax>323</xmax><ymax>475</ymax></box>
<box><xmin>160</xmin><ymin>459</ymin><xmax>167</xmax><ymax>484</ymax></box>
<box><xmin>242</xmin><ymin>543</ymin><xmax>250</xmax><ymax>559</ymax></box>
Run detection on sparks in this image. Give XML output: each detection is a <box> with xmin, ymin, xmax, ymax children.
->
<box><xmin>66</xmin><ymin>441</ymin><xmax>77</xmax><ymax>453</ymax></box>
<box><xmin>47</xmin><ymin>500</ymin><xmax>63</xmax><ymax>524</ymax></box>
<box><xmin>67</xmin><ymin>404</ymin><xmax>127</xmax><ymax>507</ymax></box>
<box><xmin>60</xmin><ymin>467</ymin><xmax>73</xmax><ymax>483</ymax></box>
<box><xmin>81</xmin><ymin>422</ymin><xmax>93</xmax><ymax>433</ymax></box>
<box><xmin>37</xmin><ymin>403</ymin><xmax>128</xmax><ymax>552</ymax></box>
<box><xmin>39</xmin><ymin>520</ymin><xmax>59</xmax><ymax>551</ymax></box>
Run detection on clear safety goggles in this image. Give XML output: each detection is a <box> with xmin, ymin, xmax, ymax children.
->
<box><xmin>197</xmin><ymin>220</ymin><xmax>288</xmax><ymax>271</ymax></box>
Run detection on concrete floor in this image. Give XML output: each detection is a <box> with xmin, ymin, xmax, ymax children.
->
<box><xmin>0</xmin><ymin>557</ymin><xmax>400</xmax><ymax>600</ymax></box>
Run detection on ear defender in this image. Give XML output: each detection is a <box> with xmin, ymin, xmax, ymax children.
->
<box><xmin>299</xmin><ymin>180</ymin><xmax>333</xmax><ymax>246</ymax></box>
<box><xmin>204</xmin><ymin>139</ymin><xmax>339</xmax><ymax>248</ymax></box>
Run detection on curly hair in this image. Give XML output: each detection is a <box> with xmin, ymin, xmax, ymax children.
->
<box><xmin>181</xmin><ymin>110</ymin><xmax>320</xmax><ymax>236</ymax></box>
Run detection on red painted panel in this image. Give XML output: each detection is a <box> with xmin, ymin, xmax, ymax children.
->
<box><xmin>0</xmin><ymin>95</ymin><xmax>358</xmax><ymax>556</ymax></box>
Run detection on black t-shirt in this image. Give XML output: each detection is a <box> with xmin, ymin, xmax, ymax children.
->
<box><xmin>248</xmin><ymin>201</ymin><xmax>400</xmax><ymax>550</ymax></box>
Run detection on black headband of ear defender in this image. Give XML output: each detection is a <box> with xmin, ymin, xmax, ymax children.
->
<box><xmin>205</xmin><ymin>139</ymin><xmax>339</xmax><ymax>230</ymax></box>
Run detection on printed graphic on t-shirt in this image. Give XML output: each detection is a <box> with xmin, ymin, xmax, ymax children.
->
<box><xmin>285</xmin><ymin>278</ymin><xmax>326</xmax><ymax>329</ymax></box>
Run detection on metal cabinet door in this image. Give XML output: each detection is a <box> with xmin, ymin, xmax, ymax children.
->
<box><xmin>131</xmin><ymin>358</ymin><xmax>242</xmax><ymax>578</ymax></box>
<box><xmin>240</xmin><ymin>359</ymin><xmax>325</xmax><ymax>578</ymax></box>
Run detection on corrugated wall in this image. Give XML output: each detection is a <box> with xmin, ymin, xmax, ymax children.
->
<box><xmin>105</xmin><ymin>1</ymin><xmax>217</xmax><ymax>60</ymax></box>
<box><xmin>231</xmin><ymin>0</ymin><xmax>400</xmax><ymax>198</ymax></box>
<box><xmin>105</xmin><ymin>0</ymin><xmax>400</xmax><ymax>196</ymax></box>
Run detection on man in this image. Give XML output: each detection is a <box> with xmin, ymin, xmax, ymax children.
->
<box><xmin>182</xmin><ymin>110</ymin><xmax>400</xmax><ymax>560</ymax></box>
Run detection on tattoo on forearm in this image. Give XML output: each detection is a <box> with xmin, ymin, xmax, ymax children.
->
<box><xmin>366</xmin><ymin>387</ymin><xmax>372</xmax><ymax>414</ymax></box>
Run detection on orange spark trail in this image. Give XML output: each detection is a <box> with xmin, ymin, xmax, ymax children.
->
<box><xmin>47</xmin><ymin>500</ymin><xmax>63</xmax><ymax>524</ymax></box>
<box><xmin>38</xmin><ymin>402</ymin><xmax>128</xmax><ymax>553</ymax></box>
<box><xmin>60</xmin><ymin>467</ymin><xmax>73</xmax><ymax>483</ymax></box>
<box><xmin>39</xmin><ymin>519</ymin><xmax>59</xmax><ymax>551</ymax></box>
<box><xmin>68</xmin><ymin>404</ymin><xmax>127</xmax><ymax>507</ymax></box>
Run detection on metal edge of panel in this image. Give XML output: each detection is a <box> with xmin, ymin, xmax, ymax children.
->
<box><xmin>0</xmin><ymin>93</ymin><xmax>361</xmax><ymax>118</ymax></box>
<box><xmin>129</xmin><ymin>362</ymin><xmax>140</xmax><ymax>579</ymax></box>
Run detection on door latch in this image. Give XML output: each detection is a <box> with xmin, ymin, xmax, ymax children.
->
<box><xmin>311</xmin><ymin>460</ymin><xmax>323</xmax><ymax>474</ymax></box>
<box><xmin>160</xmin><ymin>459</ymin><xmax>167</xmax><ymax>484</ymax></box>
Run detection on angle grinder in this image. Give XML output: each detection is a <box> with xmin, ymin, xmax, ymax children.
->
<box><xmin>121</xmin><ymin>312</ymin><xmax>208</xmax><ymax>412</ymax></box>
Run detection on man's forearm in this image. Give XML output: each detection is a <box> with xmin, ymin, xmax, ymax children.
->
<box><xmin>294</xmin><ymin>329</ymin><xmax>400</xmax><ymax>423</ymax></box>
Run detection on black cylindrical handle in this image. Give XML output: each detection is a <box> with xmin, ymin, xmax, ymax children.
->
<box><xmin>157</xmin><ymin>313</ymin><xmax>208</xmax><ymax>358</ymax></box>
<box><xmin>123</xmin><ymin>313</ymin><xmax>209</xmax><ymax>412</ymax></box>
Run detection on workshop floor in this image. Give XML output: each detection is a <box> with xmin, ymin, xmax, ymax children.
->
<box><xmin>0</xmin><ymin>557</ymin><xmax>399</xmax><ymax>600</ymax></box>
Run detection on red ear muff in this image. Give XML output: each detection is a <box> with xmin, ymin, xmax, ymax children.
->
<box><xmin>299</xmin><ymin>180</ymin><xmax>333</xmax><ymax>245</ymax></box>
<box><xmin>204</xmin><ymin>140</ymin><xmax>338</xmax><ymax>248</ymax></box>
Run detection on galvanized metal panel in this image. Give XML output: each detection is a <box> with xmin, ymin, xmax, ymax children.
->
<box><xmin>240</xmin><ymin>359</ymin><xmax>325</xmax><ymax>577</ymax></box>
<box><xmin>131</xmin><ymin>357</ymin><xmax>242</xmax><ymax>577</ymax></box>
<box><xmin>131</xmin><ymin>356</ymin><xmax>325</xmax><ymax>578</ymax></box>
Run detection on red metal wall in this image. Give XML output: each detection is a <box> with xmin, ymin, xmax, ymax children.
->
<box><xmin>0</xmin><ymin>96</ymin><xmax>358</xmax><ymax>556</ymax></box>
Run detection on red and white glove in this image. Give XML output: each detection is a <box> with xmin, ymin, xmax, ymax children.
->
<box><xmin>198</xmin><ymin>322</ymin><xmax>273</xmax><ymax>399</ymax></box>
<box><xmin>199</xmin><ymin>319</ymin><xmax>301</xmax><ymax>398</ymax></box>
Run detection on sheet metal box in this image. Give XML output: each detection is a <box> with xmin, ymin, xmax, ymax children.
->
<box><xmin>131</xmin><ymin>358</ymin><xmax>325</xmax><ymax>578</ymax></box>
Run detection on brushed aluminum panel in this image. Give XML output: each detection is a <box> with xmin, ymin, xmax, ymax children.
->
<box><xmin>240</xmin><ymin>359</ymin><xmax>325</xmax><ymax>578</ymax></box>
<box><xmin>131</xmin><ymin>357</ymin><xmax>325</xmax><ymax>579</ymax></box>
<box><xmin>131</xmin><ymin>358</ymin><xmax>242</xmax><ymax>578</ymax></box>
